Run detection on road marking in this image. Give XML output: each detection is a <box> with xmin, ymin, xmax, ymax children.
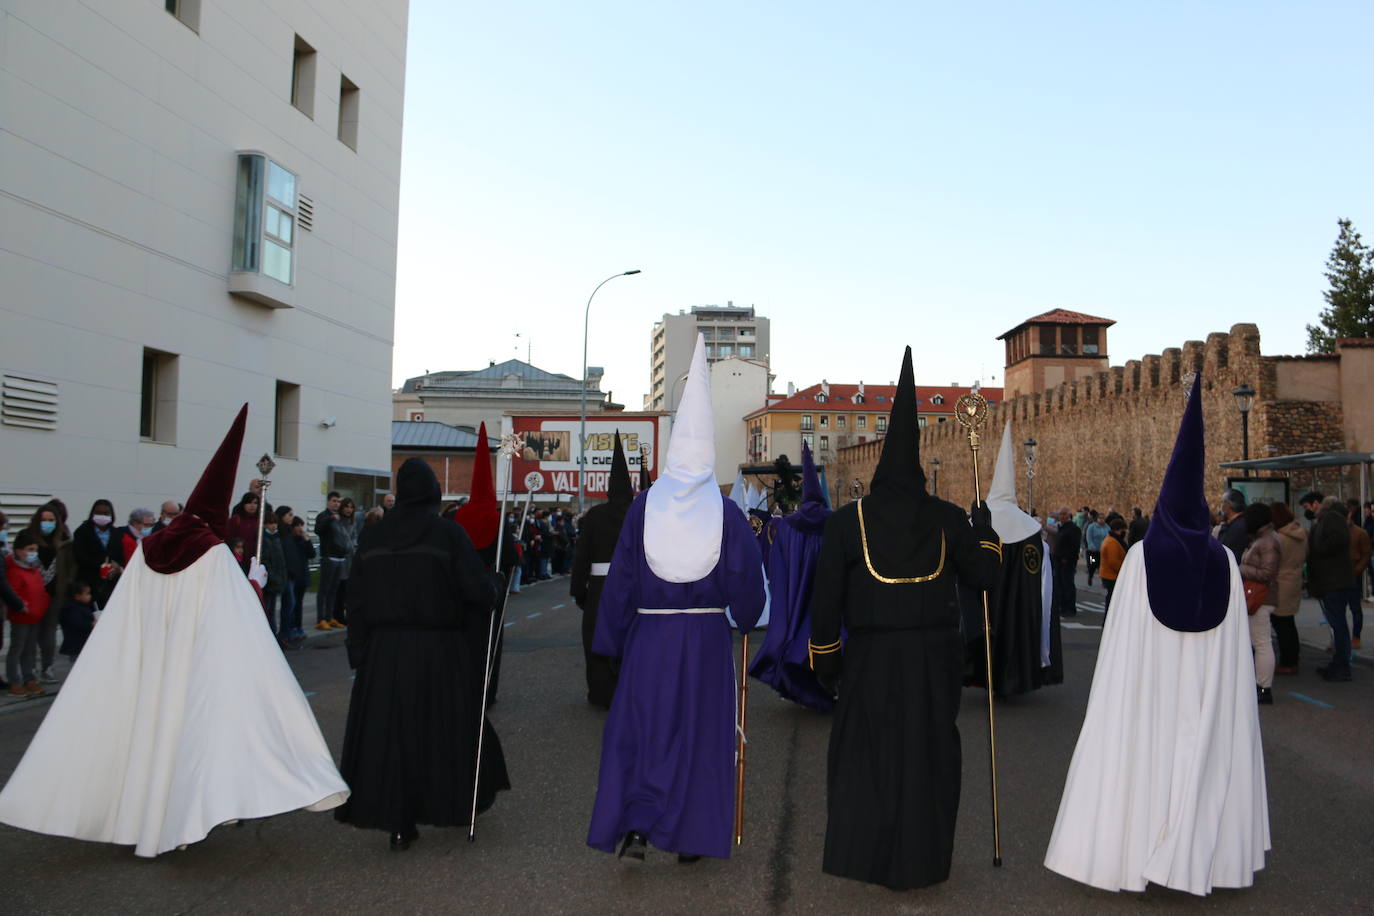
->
<box><xmin>527</xmin><ymin>612</ymin><xmax>542</xmax><ymax>619</ymax></box>
<box><xmin>552</xmin><ymin>603</ymin><xmax>565</xmax><ymax>610</ymax></box>
<box><xmin>504</xmin><ymin>621</ymin><xmax>516</xmax><ymax>628</ymax></box>
<box><xmin>304</xmin><ymin>691</ymin><xmax>317</xmax><ymax>697</ymax></box>
<box><xmin>1061</xmin><ymin>621</ymin><xmax>1102</xmax><ymax>630</ymax></box>
<box><xmin>1289</xmin><ymin>692</ymin><xmax>1334</xmax><ymax>709</ymax></box>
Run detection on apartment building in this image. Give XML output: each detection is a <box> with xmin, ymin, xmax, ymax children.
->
<box><xmin>1</xmin><ymin>0</ymin><xmax>409</xmax><ymax>522</ymax></box>
<box><xmin>646</xmin><ymin>303</ymin><xmax>770</xmax><ymax>410</ymax></box>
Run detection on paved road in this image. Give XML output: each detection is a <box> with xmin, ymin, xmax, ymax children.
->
<box><xmin>2</xmin><ymin>576</ymin><xmax>1371</xmax><ymax>914</ymax></box>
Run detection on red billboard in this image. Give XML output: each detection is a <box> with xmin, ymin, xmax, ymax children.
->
<box><xmin>506</xmin><ymin>413</ymin><xmax>665</xmax><ymax>498</ymax></box>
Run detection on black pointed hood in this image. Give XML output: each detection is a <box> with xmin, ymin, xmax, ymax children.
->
<box><xmin>607</xmin><ymin>431</ymin><xmax>633</xmax><ymax>505</ymax></box>
<box><xmin>870</xmin><ymin>346</ymin><xmax>928</xmax><ymax>503</ymax></box>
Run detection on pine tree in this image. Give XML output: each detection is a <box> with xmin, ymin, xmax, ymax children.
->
<box><xmin>1307</xmin><ymin>218</ymin><xmax>1374</xmax><ymax>353</ymax></box>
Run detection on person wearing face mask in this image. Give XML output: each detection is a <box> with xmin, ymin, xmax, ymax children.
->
<box><xmin>118</xmin><ymin>509</ymin><xmax>157</xmax><ymax>571</ymax></box>
<box><xmin>73</xmin><ymin>500</ymin><xmax>122</xmax><ymax>607</ymax></box>
<box><xmin>151</xmin><ymin>500</ymin><xmax>182</xmax><ymax>533</ymax></box>
<box><xmin>25</xmin><ymin>502</ymin><xmax>75</xmax><ymax>686</ymax></box>
<box><xmin>0</xmin><ymin>513</ymin><xmax>31</xmax><ymax>690</ymax></box>
<box><xmin>6</xmin><ymin>531</ymin><xmax>53</xmax><ymax>698</ymax></box>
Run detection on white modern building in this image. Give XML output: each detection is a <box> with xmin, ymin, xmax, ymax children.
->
<box><xmin>1</xmin><ymin>0</ymin><xmax>409</xmax><ymax>526</ymax></box>
<box><xmin>647</xmin><ymin>303</ymin><xmax>770</xmax><ymax>411</ymax></box>
<box><xmin>708</xmin><ymin>356</ymin><xmax>771</xmax><ymax>483</ymax></box>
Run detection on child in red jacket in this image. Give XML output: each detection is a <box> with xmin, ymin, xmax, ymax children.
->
<box><xmin>6</xmin><ymin>531</ymin><xmax>52</xmax><ymax>698</ymax></box>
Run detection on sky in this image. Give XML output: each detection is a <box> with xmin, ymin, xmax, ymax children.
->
<box><xmin>391</xmin><ymin>1</ymin><xmax>1374</xmax><ymax>403</ymax></box>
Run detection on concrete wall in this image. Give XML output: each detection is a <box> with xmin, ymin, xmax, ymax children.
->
<box><xmin>708</xmin><ymin>357</ymin><xmax>770</xmax><ymax>482</ymax></box>
<box><xmin>0</xmin><ymin>0</ymin><xmax>408</xmax><ymax>523</ymax></box>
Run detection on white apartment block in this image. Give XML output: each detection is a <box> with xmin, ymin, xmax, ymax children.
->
<box><xmin>0</xmin><ymin>0</ymin><xmax>409</xmax><ymax>526</ymax></box>
<box><xmin>647</xmin><ymin>303</ymin><xmax>770</xmax><ymax>411</ymax></box>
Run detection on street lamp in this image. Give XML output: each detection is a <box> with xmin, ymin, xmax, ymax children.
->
<box><xmin>1232</xmin><ymin>383</ymin><xmax>1255</xmax><ymax>462</ymax></box>
<box><xmin>579</xmin><ymin>269</ymin><xmax>642</xmax><ymax>511</ymax></box>
<box><xmin>1024</xmin><ymin>438</ymin><xmax>1037</xmax><ymax>515</ymax></box>
<box><xmin>931</xmin><ymin>457</ymin><xmax>941</xmax><ymax>497</ymax></box>
<box><xmin>669</xmin><ymin>372</ymin><xmax>691</xmax><ymax>412</ymax></box>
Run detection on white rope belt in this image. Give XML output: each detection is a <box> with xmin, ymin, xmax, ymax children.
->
<box><xmin>636</xmin><ymin>607</ymin><xmax>725</xmax><ymax>616</ymax></box>
<box><xmin>590</xmin><ymin>562</ymin><xmax>611</xmax><ymax>577</ymax></box>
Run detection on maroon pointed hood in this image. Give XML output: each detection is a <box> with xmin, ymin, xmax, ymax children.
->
<box><xmin>143</xmin><ymin>404</ymin><xmax>247</xmax><ymax>574</ymax></box>
<box><xmin>454</xmin><ymin>421</ymin><xmax>499</xmax><ymax>550</ymax></box>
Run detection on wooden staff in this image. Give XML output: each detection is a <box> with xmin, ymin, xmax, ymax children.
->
<box><xmin>734</xmin><ymin>632</ymin><xmax>751</xmax><ymax>845</ymax></box>
<box><xmin>954</xmin><ymin>390</ymin><xmax>1003</xmax><ymax>868</ymax></box>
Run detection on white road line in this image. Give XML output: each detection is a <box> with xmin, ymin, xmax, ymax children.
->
<box><xmin>552</xmin><ymin>603</ymin><xmax>565</xmax><ymax>610</ymax></box>
<box><xmin>504</xmin><ymin>621</ymin><xmax>516</xmax><ymax>628</ymax></box>
<box><xmin>1061</xmin><ymin>621</ymin><xmax>1102</xmax><ymax>630</ymax></box>
<box><xmin>527</xmin><ymin>612</ymin><xmax>542</xmax><ymax>619</ymax></box>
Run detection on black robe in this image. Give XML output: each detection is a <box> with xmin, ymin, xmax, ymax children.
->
<box><xmin>961</xmin><ymin>534</ymin><xmax>1062</xmax><ymax>696</ymax></box>
<box><xmin>336</xmin><ymin>511</ymin><xmax>510</xmax><ymax>833</ymax></box>
<box><xmin>809</xmin><ymin>496</ymin><xmax>1000</xmax><ymax>890</ymax></box>
<box><xmin>570</xmin><ymin>501</ymin><xmax>628</xmax><ymax>708</ymax></box>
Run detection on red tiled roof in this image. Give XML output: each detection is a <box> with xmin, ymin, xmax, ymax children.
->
<box><xmin>745</xmin><ymin>382</ymin><xmax>1004</xmax><ymax>419</ymax></box>
<box><xmin>998</xmin><ymin>309</ymin><xmax>1115</xmax><ymax>339</ymax></box>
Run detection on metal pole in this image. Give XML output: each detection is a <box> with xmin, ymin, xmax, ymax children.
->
<box><xmin>734</xmin><ymin>632</ymin><xmax>751</xmax><ymax>845</ymax></box>
<box><xmin>579</xmin><ymin>270</ymin><xmax>641</xmax><ymax>513</ymax></box>
<box><xmin>1242</xmin><ymin>412</ymin><xmax>1250</xmax><ymax>462</ymax></box>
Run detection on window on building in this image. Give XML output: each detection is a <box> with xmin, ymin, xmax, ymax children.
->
<box><xmin>140</xmin><ymin>349</ymin><xmax>179</xmax><ymax>443</ymax></box>
<box><xmin>717</xmin><ymin>344</ymin><xmax>733</xmax><ymax>357</ymax></box>
<box><xmin>701</xmin><ymin>327</ymin><xmax>716</xmax><ymax>340</ymax></box>
<box><xmin>738</xmin><ymin>344</ymin><xmax>753</xmax><ymax>358</ymax></box>
<box><xmin>801</xmin><ymin>432</ymin><xmax>814</xmax><ymax>451</ymax></box>
<box><xmin>274</xmin><ymin>380</ymin><xmax>301</xmax><ymax>458</ymax></box>
<box><xmin>232</xmin><ymin>153</ymin><xmax>298</xmax><ymax>294</ymax></box>
<box><xmin>931</xmin><ymin>394</ymin><xmax>944</xmax><ymax>405</ymax></box>
<box><xmin>837</xmin><ymin>415</ymin><xmax>846</xmax><ymax>429</ymax></box>
<box><xmin>820</xmin><ymin>435</ymin><xmax>829</xmax><ymax>451</ymax></box>
<box><xmin>820</xmin><ymin>415</ymin><xmax>829</xmax><ymax>428</ymax></box>
<box><xmin>165</xmin><ymin>0</ymin><xmax>201</xmax><ymax>31</ymax></box>
<box><xmin>1040</xmin><ymin>325</ymin><xmax>1056</xmax><ymax>355</ymax></box>
<box><xmin>717</xmin><ymin>327</ymin><xmax>736</xmax><ymax>339</ymax></box>
<box><xmin>1083</xmin><ymin>325</ymin><xmax>1100</xmax><ymax>354</ymax></box>
<box><xmin>338</xmin><ymin>74</ymin><xmax>360</xmax><ymax>150</ymax></box>
<box><xmin>291</xmin><ymin>36</ymin><xmax>316</xmax><ymax>118</ymax></box>
<box><xmin>801</xmin><ymin>414</ymin><xmax>813</xmax><ymax>430</ymax></box>
<box><xmin>817</xmin><ymin>394</ymin><xmax>827</xmax><ymax>403</ymax></box>
<box><xmin>857</xmin><ymin>415</ymin><xmax>867</xmax><ymax>429</ymax></box>
<box><xmin>918</xmin><ymin>416</ymin><xmax>928</xmax><ymax>428</ymax></box>
<box><xmin>1061</xmin><ymin>325</ymin><xmax>1079</xmax><ymax>355</ymax></box>
<box><xmin>876</xmin><ymin>416</ymin><xmax>887</xmax><ymax>433</ymax></box>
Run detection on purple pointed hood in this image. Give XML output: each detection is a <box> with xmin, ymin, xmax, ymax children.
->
<box><xmin>1143</xmin><ymin>373</ymin><xmax>1231</xmax><ymax>632</ymax></box>
<box><xmin>786</xmin><ymin>442</ymin><xmax>830</xmax><ymax>532</ymax></box>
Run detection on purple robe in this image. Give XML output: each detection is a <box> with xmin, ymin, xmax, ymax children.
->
<box><xmin>586</xmin><ymin>492</ymin><xmax>767</xmax><ymax>858</ymax></box>
<box><xmin>749</xmin><ymin>500</ymin><xmax>833</xmax><ymax>712</ymax></box>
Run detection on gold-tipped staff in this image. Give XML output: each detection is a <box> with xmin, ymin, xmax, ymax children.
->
<box><xmin>734</xmin><ymin>631</ymin><xmax>750</xmax><ymax>845</ymax></box>
<box><xmin>954</xmin><ymin>387</ymin><xmax>1002</xmax><ymax>868</ymax></box>
<box><xmin>253</xmin><ymin>453</ymin><xmax>275</xmax><ymax>570</ymax></box>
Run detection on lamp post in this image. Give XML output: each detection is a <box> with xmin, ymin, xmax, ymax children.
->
<box><xmin>578</xmin><ymin>269</ymin><xmax>642</xmax><ymax>511</ymax></box>
<box><xmin>669</xmin><ymin>372</ymin><xmax>691</xmax><ymax>412</ymax></box>
<box><xmin>1232</xmin><ymin>383</ymin><xmax>1255</xmax><ymax>462</ymax></box>
<box><xmin>931</xmin><ymin>457</ymin><xmax>941</xmax><ymax>497</ymax></box>
<box><xmin>1024</xmin><ymin>438</ymin><xmax>1037</xmax><ymax>515</ymax></box>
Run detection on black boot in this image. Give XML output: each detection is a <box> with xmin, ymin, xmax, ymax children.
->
<box><xmin>617</xmin><ymin>830</ymin><xmax>647</xmax><ymax>861</ymax></box>
<box><xmin>677</xmin><ymin>854</ymin><xmax>702</xmax><ymax>864</ymax></box>
<box><xmin>389</xmin><ymin>826</ymin><xmax>418</xmax><ymax>851</ymax></box>
<box><xmin>1257</xmin><ymin>686</ymin><xmax>1273</xmax><ymax>705</ymax></box>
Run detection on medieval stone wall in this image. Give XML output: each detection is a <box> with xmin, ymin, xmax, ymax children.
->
<box><xmin>831</xmin><ymin>324</ymin><xmax>1355</xmax><ymax>514</ymax></box>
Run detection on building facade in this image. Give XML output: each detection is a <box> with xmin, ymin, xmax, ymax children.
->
<box><xmin>394</xmin><ymin>359</ymin><xmax>615</xmax><ymax>436</ymax></box>
<box><xmin>1</xmin><ymin>0</ymin><xmax>408</xmax><ymax>524</ymax></box>
<box><xmin>708</xmin><ymin>356</ymin><xmax>772</xmax><ymax>483</ymax></box>
<box><xmin>390</xmin><ymin>421</ymin><xmax>497</xmax><ymax>503</ymax></box>
<box><xmin>647</xmin><ymin>303</ymin><xmax>770</xmax><ymax>410</ymax></box>
<box><xmin>744</xmin><ymin>381</ymin><xmax>1004</xmax><ymax>470</ymax></box>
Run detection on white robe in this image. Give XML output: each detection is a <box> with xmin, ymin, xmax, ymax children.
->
<box><xmin>0</xmin><ymin>545</ymin><xmax>348</xmax><ymax>857</ymax></box>
<box><xmin>1043</xmin><ymin>543</ymin><xmax>1269</xmax><ymax>895</ymax></box>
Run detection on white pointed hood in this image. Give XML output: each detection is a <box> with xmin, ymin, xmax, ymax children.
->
<box><xmin>645</xmin><ymin>334</ymin><xmax>723</xmax><ymax>581</ymax></box>
<box><xmin>989</xmin><ymin>420</ymin><xmax>1042</xmax><ymax>544</ymax></box>
<box><xmin>729</xmin><ymin>471</ymin><xmax>749</xmax><ymax>517</ymax></box>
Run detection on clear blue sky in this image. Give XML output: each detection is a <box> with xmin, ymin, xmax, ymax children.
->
<box><xmin>392</xmin><ymin>0</ymin><xmax>1374</xmax><ymax>402</ymax></box>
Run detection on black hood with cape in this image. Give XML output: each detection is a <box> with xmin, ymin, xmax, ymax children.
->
<box><xmin>864</xmin><ymin>346</ymin><xmax>939</xmax><ymax>577</ymax></box>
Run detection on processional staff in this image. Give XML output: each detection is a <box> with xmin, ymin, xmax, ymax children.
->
<box><xmin>954</xmin><ymin>387</ymin><xmax>1003</xmax><ymax>868</ymax></box>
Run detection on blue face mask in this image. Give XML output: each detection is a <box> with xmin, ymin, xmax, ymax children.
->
<box><xmin>39</xmin><ymin>520</ymin><xmax>57</xmax><ymax>535</ymax></box>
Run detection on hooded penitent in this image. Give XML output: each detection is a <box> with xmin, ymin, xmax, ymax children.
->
<box><xmin>729</xmin><ymin>470</ymin><xmax>750</xmax><ymax>517</ymax></box>
<box><xmin>644</xmin><ymin>334</ymin><xmax>722</xmax><ymax>582</ymax></box>
<box><xmin>606</xmin><ymin>431</ymin><xmax>634</xmax><ymax>507</ymax></box>
<box><xmin>143</xmin><ymin>404</ymin><xmax>247</xmax><ymax>574</ymax></box>
<box><xmin>863</xmin><ymin>346</ymin><xmax>932</xmax><ymax>575</ymax></box>
<box><xmin>987</xmin><ymin>421</ymin><xmax>1042</xmax><ymax>544</ymax></box>
<box><xmin>454</xmin><ymin>422</ymin><xmax>499</xmax><ymax>552</ymax></box>
<box><xmin>749</xmin><ymin>441</ymin><xmax>833</xmax><ymax>711</ymax></box>
<box><xmin>1142</xmin><ymin>373</ymin><xmax>1230</xmax><ymax>632</ymax></box>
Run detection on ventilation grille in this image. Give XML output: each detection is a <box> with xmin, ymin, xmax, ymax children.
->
<box><xmin>2</xmin><ymin>374</ymin><xmax>59</xmax><ymax>430</ymax></box>
<box><xmin>0</xmin><ymin>493</ymin><xmax>55</xmax><ymax>536</ymax></box>
<box><xmin>297</xmin><ymin>194</ymin><xmax>314</xmax><ymax>232</ymax></box>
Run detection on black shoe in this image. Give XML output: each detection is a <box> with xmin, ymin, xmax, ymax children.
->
<box><xmin>1257</xmin><ymin>686</ymin><xmax>1273</xmax><ymax>705</ymax></box>
<box><xmin>677</xmin><ymin>854</ymin><xmax>702</xmax><ymax>864</ymax></box>
<box><xmin>617</xmin><ymin>830</ymin><xmax>647</xmax><ymax>861</ymax></box>
<box><xmin>389</xmin><ymin>827</ymin><xmax>418</xmax><ymax>851</ymax></box>
<box><xmin>1317</xmin><ymin>665</ymin><xmax>1352</xmax><ymax>682</ymax></box>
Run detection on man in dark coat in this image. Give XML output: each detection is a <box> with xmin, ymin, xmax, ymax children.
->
<box><xmin>570</xmin><ymin>432</ymin><xmax>634</xmax><ymax>709</ymax></box>
<box><xmin>1052</xmin><ymin>507</ymin><xmax>1081</xmax><ymax>618</ymax></box>
<box><xmin>336</xmin><ymin>457</ymin><xmax>510</xmax><ymax>850</ymax></box>
<box><xmin>808</xmin><ymin>348</ymin><xmax>1000</xmax><ymax>891</ymax></box>
<box><xmin>1308</xmin><ymin>496</ymin><xmax>1356</xmax><ymax>681</ymax></box>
